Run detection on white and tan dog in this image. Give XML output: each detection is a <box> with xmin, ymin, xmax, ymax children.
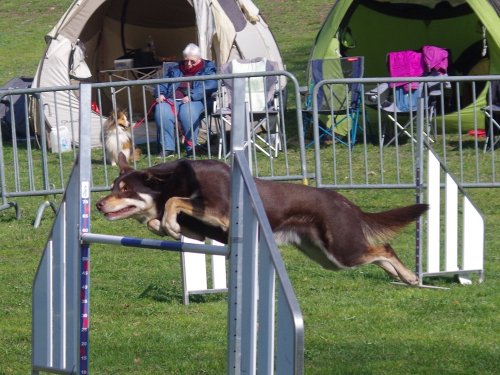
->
<box><xmin>104</xmin><ymin>109</ymin><xmax>140</xmax><ymax>166</ymax></box>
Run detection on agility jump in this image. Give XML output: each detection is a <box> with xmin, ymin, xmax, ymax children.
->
<box><xmin>412</xmin><ymin>98</ymin><xmax>485</xmax><ymax>287</ymax></box>
<box><xmin>32</xmin><ymin>82</ymin><xmax>304</xmax><ymax>375</ymax></box>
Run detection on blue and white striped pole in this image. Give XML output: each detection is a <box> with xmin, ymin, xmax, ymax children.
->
<box><xmin>81</xmin><ymin>233</ymin><xmax>229</xmax><ymax>256</ymax></box>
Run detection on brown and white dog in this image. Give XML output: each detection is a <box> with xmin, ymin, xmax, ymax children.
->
<box><xmin>104</xmin><ymin>109</ymin><xmax>141</xmax><ymax>166</ymax></box>
<box><xmin>96</xmin><ymin>153</ymin><xmax>428</xmax><ymax>285</ymax></box>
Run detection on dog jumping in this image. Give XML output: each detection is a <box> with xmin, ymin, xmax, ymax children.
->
<box><xmin>104</xmin><ymin>109</ymin><xmax>141</xmax><ymax>166</ymax></box>
<box><xmin>96</xmin><ymin>154</ymin><xmax>428</xmax><ymax>285</ymax></box>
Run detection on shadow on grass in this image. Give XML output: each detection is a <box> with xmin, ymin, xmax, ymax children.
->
<box><xmin>138</xmin><ymin>282</ymin><xmax>227</xmax><ymax>304</ymax></box>
<box><xmin>139</xmin><ymin>283</ymin><xmax>183</xmax><ymax>304</ymax></box>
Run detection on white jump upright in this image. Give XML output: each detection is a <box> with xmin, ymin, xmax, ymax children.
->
<box><xmin>421</xmin><ymin>149</ymin><xmax>485</xmax><ymax>285</ymax></box>
<box><xmin>181</xmin><ymin>236</ymin><xmax>227</xmax><ymax>304</ymax></box>
<box><xmin>415</xmin><ymin>98</ymin><xmax>485</xmax><ymax>286</ymax></box>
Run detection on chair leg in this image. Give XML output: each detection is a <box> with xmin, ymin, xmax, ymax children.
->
<box><xmin>384</xmin><ymin>113</ymin><xmax>433</xmax><ymax>147</ymax></box>
<box><xmin>484</xmin><ymin>133</ymin><xmax>500</xmax><ymax>152</ymax></box>
<box><xmin>384</xmin><ymin>114</ymin><xmax>415</xmax><ymax>147</ymax></box>
<box><xmin>483</xmin><ymin>111</ymin><xmax>500</xmax><ymax>152</ymax></box>
<box><xmin>250</xmin><ymin>116</ymin><xmax>283</xmax><ymax>158</ymax></box>
<box><xmin>214</xmin><ymin>115</ymin><xmax>231</xmax><ymax>159</ymax></box>
<box><xmin>347</xmin><ymin>110</ymin><xmax>361</xmax><ymax>148</ymax></box>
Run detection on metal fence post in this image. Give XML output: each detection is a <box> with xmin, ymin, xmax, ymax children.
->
<box><xmin>227</xmin><ymin>76</ymin><xmax>248</xmax><ymax>374</ymax></box>
<box><xmin>415</xmin><ymin>97</ymin><xmax>424</xmax><ymax>281</ymax></box>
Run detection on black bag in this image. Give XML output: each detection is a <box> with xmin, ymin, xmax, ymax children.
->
<box><xmin>0</xmin><ymin>76</ymin><xmax>33</xmax><ymax>140</ymax></box>
<box><xmin>119</xmin><ymin>49</ymin><xmax>159</xmax><ymax>70</ymax></box>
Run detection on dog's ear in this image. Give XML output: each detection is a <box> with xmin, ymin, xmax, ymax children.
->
<box><xmin>145</xmin><ymin>170</ymin><xmax>175</xmax><ymax>184</ymax></box>
<box><xmin>118</xmin><ymin>152</ymin><xmax>133</xmax><ymax>174</ymax></box>
<box><xmin>144</xmin><ymin>172</ymin><xmax>164</xmax><ymax>187</ymax></box>
<box><xmin>107</xmin><ymin>110</ymin><xmax>114</xmax><ymax>118</ymax></box>
<box><xmin>141</xmin><ymin>172</ymin><xmax>175</xmax><ymax>192</ymax></box>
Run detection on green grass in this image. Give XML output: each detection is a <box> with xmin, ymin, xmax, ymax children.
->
<box><xmin>0</xmin><ymin>0</ymin><xmax>73</xmax><ymax>85</ymax></box>
<box><xmin>1</xmin><ymin>1</ymin><xmax>500</xmax><ymax>374</ymax></box>
<box><xmin>2</xmin><ymin>187</ymin><xmax>499</xmax><ymax>374</ymax></box>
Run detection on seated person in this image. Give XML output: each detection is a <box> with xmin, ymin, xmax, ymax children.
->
<box><xmin>154</xmin><ymin>43</ymin><xmax>217</xmax><ymax>157</ymax></box>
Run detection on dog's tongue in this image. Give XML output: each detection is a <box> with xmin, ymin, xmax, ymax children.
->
<box><xmin>106</xmin><ymin>206</ymin><xmax>134</xmax><ymax>219</ymax></box>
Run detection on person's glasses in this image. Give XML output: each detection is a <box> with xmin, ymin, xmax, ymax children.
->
<box><xmin>185</xmin><ymin>59</ymin><xmax>198</xmax><ymax>65</ymax></box>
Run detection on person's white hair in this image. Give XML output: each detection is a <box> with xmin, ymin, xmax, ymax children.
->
<box><xmin>183</xmin><ymin>43</ymin><xmax>201</xmax><ymax>58</ymax></box>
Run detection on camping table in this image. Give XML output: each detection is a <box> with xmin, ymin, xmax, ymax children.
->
<box><xmin>100</xmin><ymin>66</ymin><xmax>162</xmax><ymax>94</ymax></box>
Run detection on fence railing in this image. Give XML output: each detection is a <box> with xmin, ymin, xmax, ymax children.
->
<box><xmin>310</xmin><ymin>75</ymin><xmax>500</xmax><ymax>189</ymax></box>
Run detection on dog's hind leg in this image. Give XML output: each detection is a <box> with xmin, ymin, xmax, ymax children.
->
<box><xmin>373</xmin><ymin>259</ymin><xmax>402</xmax><ymax>281</ymax></box>
<box><xmin>362</xmin><ymin>244</ymin><xmax>419</xmax><ymax>286</ymax></box>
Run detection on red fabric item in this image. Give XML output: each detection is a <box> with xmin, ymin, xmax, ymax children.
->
<box><xmin>91</xmin><ymin>101</ymin><xmax>100</xmax><ymax>114</ymax></box>
<box><xmin>176</xmin><ymin>60</ymin><xmax>205</xmax><ymax>98</ymax></box>
<box><xmin>179</xmin><ymin>59</ymin><xmax>204</xmax><ymax>76</ymax></box>
<box><xmin>468</xmin><ymin>129</ymin><xmax>486</xmax><ymax>138</ymax></box>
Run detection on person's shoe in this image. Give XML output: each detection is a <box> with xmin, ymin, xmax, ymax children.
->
<box><xmin>185</xmin><ymin>147</ymin><xmax>194</xmax><ymax>158</ymax></box>
<box><xmin>185</xmin><ymin>144</ymin><xmax>207</xmax><ymax>158</ymax></box>
<box><xmin>157</xmin><ymin>150</ymin><xmax>175</xmax><ymax>158</ymax></box>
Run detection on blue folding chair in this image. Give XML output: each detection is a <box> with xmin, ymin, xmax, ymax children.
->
<box><xmin>302</xmin><ymin>56</ymin><xmax>364</xmax><ymax>148</ymax></box>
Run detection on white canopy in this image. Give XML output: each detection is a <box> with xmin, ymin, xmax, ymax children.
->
<box><xmin>32</xmin><ymin>0</ymin><xmax>284</xmax><ymax>148</ymax></box>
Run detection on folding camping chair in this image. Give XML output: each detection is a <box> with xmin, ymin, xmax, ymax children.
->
<box><xmin>302</xmin><ymin>56</ymin><xmax>364</xmax><ymax>148</ymax></box>
<box><xmin>367</xmin><ymin>47</ymin><xmax>449</xmax><ymax>147</ymax></box>
<box><xmin>212</xmin><ymin>57</ymin><xmax>282</xmax><ymax>158</ymax></box>
<box><xmin>482</xmin><ymin>80</ymin><xmax>500</xmax><ymax>152</ymax></box>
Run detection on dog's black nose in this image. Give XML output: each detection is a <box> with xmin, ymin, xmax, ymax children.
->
<box><xmin>95</xmin><ymin>200</ymin><xmax>104</xmax><ymax>211</ymax></box>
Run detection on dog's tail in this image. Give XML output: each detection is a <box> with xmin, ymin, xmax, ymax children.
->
<box><xmin>362</xmin><ymin>203</ymin><xmax>429</xmax><ymax>245</ymax></box>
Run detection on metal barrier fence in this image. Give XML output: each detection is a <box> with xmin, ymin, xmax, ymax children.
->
<box><xmin>310</xmin><ymin>75</ymin><xmax>500</xmax><ymax>189</ymax></box>
<box><xmin>32</xmin><ymin>82</ymin><xmax>304</xmax><ymax>375</ymax></box>
<box><xmin>0</xmin><ymin>71</ymin><xmax>308</xmax><ymax>226</ymax></box>
<box><xmin>1</xmin><ymin>73</ymin><xmax>499</xmax><ymax>226</ymax></box>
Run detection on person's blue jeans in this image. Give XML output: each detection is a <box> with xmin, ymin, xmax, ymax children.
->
<box><xmin>154</xmin><ymin>100</ymin><xmax>205</xmax><ymax>152</ymax></box>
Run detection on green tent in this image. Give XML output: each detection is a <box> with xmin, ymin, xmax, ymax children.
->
<box><xmin>309</xmin><ymin>0</ymin><xmax>500</xmax><ymax>132</ymax></box>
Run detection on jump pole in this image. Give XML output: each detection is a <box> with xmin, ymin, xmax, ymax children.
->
<box><xmin>81</xmin><ymin>233</ymin><xmax>228</xmax><ymax>256</ymax></box>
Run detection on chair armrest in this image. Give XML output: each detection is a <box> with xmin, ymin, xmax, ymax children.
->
<box><xmin>365</xmin><ymin>82</ymin><xmax>389</xmax><ymax>105</ymax></box>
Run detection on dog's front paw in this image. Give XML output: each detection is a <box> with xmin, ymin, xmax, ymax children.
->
<box><xmin>165</xmin><ymin>226</ymin><xmax>181</xmax><ymax>240</ymax></box>
<box><xmin>163</xmin><ymin>216</ymin><xmax>181</xmax><ymax>240</ymax></box>
<box><xmin>147</xmin><ymin>219</ymin><xmax>165</xmax><ymax>236</ymax></box>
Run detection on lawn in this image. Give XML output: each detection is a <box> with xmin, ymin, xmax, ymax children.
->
<box><xmin>1</xmin><ymin>1</ymin><xmax>499</xmax><ymax>375</ymax></box>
